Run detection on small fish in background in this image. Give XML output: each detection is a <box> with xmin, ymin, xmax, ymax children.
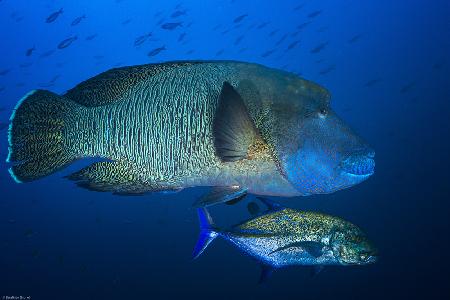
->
<box><xmin>25</xmin><ymin>46</ymin><xmax>35</xmax><ymax>57</ymax></box>
<box><xmin>286</xmin><ymin>40</ymin><xmax>300</xmax><ymax>51</ymax></box>
<box><xmin>238</xmin><ymin>47</ymin><xmax>247</xmax><ymax>53</ymax></box>
<box><xmin>0</xmin><ymin>69</ymin><xmax>10</xmax><ymax>76</ymax></box>
<box><xmin>364</xmin><ymin>78</ymin><xmax>382</xmax><ymax>87</ymax></box>
<box><xmin>275</xmin><ymin>33</ymin><xmax>288</xmax><ymax>46</ymax></box>
<box><xmin>400</xmin><ymin>81</ymin><xmax>416</xmax><ymax>94</ymax></box>
<box><xmin>121</xmin><ymin>18</ymin><xmax>132</xmax><ymax>26</ymax></box>
<box><xmin>147</xmin><ymin>46</ymin><xmax>166</xmax><ymax>57</ymax></box>
<box><xmin>256</xmin><ymin>21</ymin><xmax>270</xmax><ymax>30</ymax></box>
<box><xmin>46</xmin><ymin>8</ymin><xmax>63</xmax><ymax>23</ymax></box>
<box><xmin>193</xmin><ymin>198</ymin><xmax>377</xmax><ymax>283</ymax></box>
<box><xmin>432</xmin><ymin>60</ymin><xmax>445</xmax><ymax>70</ymax></box>
<box><xmin>212</xmin><ymin>24</ymin><xmax>221</xmax><ymax>31</ymax></box>
<box><xmin>171</xmin><ymin>9</ymin><xmax>187</xmax><ymax>18</ymax></box>
<box><xmin>261</xmin><ymin>49</ymin><xmax>276</xmax><ymax>58</ymax></box>
<box><xmin>308</xmin><ymin>10</ymin><xmax>323</xmax><ymax>18</ymax></box>
<box><xmin>319</xmin><ymin>64</ymin><xmax>336</xmax><ymax>75</ymax></box>
<box><xmin>40</xmin><ymin>50</ymin><xmax>55</xmax><ymax>58</ymax></box>
<box><xmin>161</xmin><ymin>22</ymin><xmax>182</xmax><ymax>30</ymax></box>
<box><xmin>85</xmin><ymin>33</ymin><xmax>98</xmax><ymax>41</ymax></box>
<box><xmin>297</xmin><ymin>21</ymin><xmax>311</xmax><ymax>31</ymax></box>
<box><xmin>71</xmin><ymin>14</ymin><xmax>86</xmax><ymax>26</ymax></box>
<box><xmin>134</xmin><ymin>33</ymin><xmax>153</xmax><ymax>47</ymax></box>
<box><xmin>310</xmin><ymin>41</ymin><xmax>329</xmax><ymax>54</ymax></box>
<box><xmin>57</xmin><ymin>36</ymin><xmax>78</xmax><ymax>49</ymax></box>
<box><xmin>157</xmin><ymin>17</ymin><xmax>165</xmax><ymax>26</ymax></box>
<box><xmin>348</xmin><ymin>33</ymin><xmax>363</xmax><ymax>44</ymax></box>
<box><xmin>293</xmin><ymin>3</ymin><xmax>305</xmax><ymax>11</ymax></box>
<box><xmin>315</xmin><ymin>58</ymin><xmax>325</xmax><ymax>64</ymax></box>
<box><xmin>178</xmin><ymin>32</ymin><xmax>186</xmax><ymax>42</ymax></box>
<box><xmin>234</xmin><ymin>35</ymin><xmax>244</xmax><ymax>46</ymax></box>
<box><xmin>16</xmin><ymin>82</ymin><xmax>26</xmax><ymax>87</ymax></box>
<box><xmin>215</xmin><ymin>49</ymin><xmax>224</xmax><ymax>56</ymax></box>
<box><xmin>269</xmin><ymin>29</ymin><xmax>278</xmax><ymax>36</ymax></box>
<box><xmin>233</xmin><ymin>14</ymin><xmax>248</xmax><ymax>23</ymax></box>
<box><xmin>185</xmin><ymin>49</ymin><xmax>194</xmax><ymax>55</ymax></box>
<box><xmin>317</xmin><ymin>26</ymin><xmax>328</xmax><ymax>33</ymax></box>
<box><xmin>39</xmin><ymin>75</ymin><xmax>60</xmax><ymax>88</ymax></box>
<box><xmin>247</xmin><ymin>201</ymin><xmax>260</xmax><ymax>216</ymax></box>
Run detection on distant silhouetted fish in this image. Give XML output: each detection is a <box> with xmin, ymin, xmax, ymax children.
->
<box><xmin>400</xmin><ymin>82</ymin><xmax>416</xmax><ymax>93</ymax></box>
<box><xmin>364</xmin><ymin>78</ymin><xmax>382</xmax><ymax>87</ymax></box>
<box><xmin>71</xmin><ymin>15</ymin><xmax>86</xmax><ymax>26</ymax></box>
<box><xmin>25</xmin><ymin>46</ymin><xmax>35</xmax><ymax>57</ymax></box>
<box><xmin>261</xmin><ymin>49</ymin><xmax>276</xmax><ymax>58</ymax></box>
<box><xmin>0</xmin><ymin>69</ymin><xmax>10</xmax><ymax>76</ymax></box>
<box><xmin>147</xmin><ymin>46</ymin><xmax>166</xmax><ymax>57</ymax></box>
<box><xmin>319</xmin><ymin>65</ymin><xmax>335</xmax><ymax>75</ymax></box>
<box><xmin>58</xmin><ymin>36</ymin><xmax>77</xmax><ymax>49</ymax></box>
<box><xmin>286</xmin><ymin>40</ymin><xmax>300</xmax><ymax>51</ymax></box>
<box><xmin>257</xmin><ymin>21</ymin><xmax>270</xmax><ymax>29</ymax></box>
<box><xmin>134</xmin><ymin>33</ymin><xmax>152</xmax><ymax>47</ymax></box>
<box><xmin>310</xmin><ymin>42</ymin><xmax>328</xmax><ymax>54</ymax></box>
<box><xmin>46</xmin><ymin>8</ymin><xmax>63</xmax><ymax>23</ymax></box>
<box><xmin>215</xmin><ymin>49</ymin><xmax>224</xmax><ymax>56</ymax></box>
<box><xmin>161</xmin><ymin>22</ymin><xmax>182</xmax><ymax>30</ymax></box>
<box><xmin>308</xmin><ymin>10</ymin><xmax>322</xmax><ymax>18</ymax></box>
<box><xmin>178</xmin><ymin>32</ymin><xmax>186</xmax><ymax>42</ymax></box>
<box><xmin>269</xmin><ymin>29</ymin><xmax>278</xmax><ymax>36</ymax></box>
<box><xmin>233</xmin><ymin>14</ymin><xmax>248</xmax><ymax>23</ymax></box>
<box><xmin>85</xmin><ymin>34</ymin><xmax>97</xmax><ymax>41</ymax></box>
<box><xmin>121</xmin><ymin>18</ymin><xmax>131</xmax><ymax>25</ymax></box>
<box><xmin>293</xmin><ymin>4</ymin><xmax>305</xmax><ymax>11</ymax></box>
<box><xmin>275</xmin><ymin>33</ymin><xmax>288</xmax><ymax>46</ymax></box>
<box><xmin>171</xmin><ymin>10</ymin><xmax>187</xmax><ymax>18</ymax></box>
<box><xmin>20</xmin><ymin>62</ymin><xmax>33</xmax><ymax>68</ymax></box>
<box><xmin>234</xmin><ymin>35</ymin><xmax>244</xmax><ymax>45</ymax></box>
<box><xmin>348</xmin><ymin>34</ymin><xmax>363</xmax><ymax>44</ymax></box>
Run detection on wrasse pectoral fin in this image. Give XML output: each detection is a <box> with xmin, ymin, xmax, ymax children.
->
<box><xmin>213</xmin><ymin>81</ymin><xmax>260</xmax><ymax>162</ymax></box>
<box><xmin>193</xmin><ymin>186</ymin><xmax>247</xmax><ymax>208</ymax></box>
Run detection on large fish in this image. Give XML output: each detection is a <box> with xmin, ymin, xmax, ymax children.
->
<box><xmin>6</xmin><ymin>61</ymin><xmax>375</xmax><ymax>205</ymax></box>
<box><xmin>193</xmin><ymin>198</ymin><xmax>377</xmax><ymax>282</ymax></box>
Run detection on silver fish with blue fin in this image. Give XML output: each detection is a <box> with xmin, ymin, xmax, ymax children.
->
<box><xmin>193</xmin><ymin>198</ymin><xmax>377</xmax><ymax>283</ymax></box>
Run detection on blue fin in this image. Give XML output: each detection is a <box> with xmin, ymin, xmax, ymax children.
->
<box><xmin>193</xmin><ymin>186</ymin><xmax>247</xmax><ymax>208</ymax></box>
<box><xmin>255</xmin><ymin>197</ymin><xmax>283</xmax><ymax>211</ymax></box>
<box><xmin>192</xmin><ymin>208</ymin><xmax>219</xmax><ymax>259</ymax></box>
<box><xmin>258</xmin><ymin>265</ymin><xmax>274</xmax><ymax>284</ymax></box>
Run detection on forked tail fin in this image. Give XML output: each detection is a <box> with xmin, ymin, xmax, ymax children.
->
<box><xmin>192</xmin><ymin>208</ymin><xmax>219</xmax><ymax>259</ymax></box>
<box><xmin>7</xmin><ymin>90</ymin><xmax>78</xmax><ymax>183</ymax></box>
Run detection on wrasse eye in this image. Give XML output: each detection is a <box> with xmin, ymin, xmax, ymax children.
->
<box><xmin>318</xmin><ymin>109</ymin><xmax>328</xmax><ymax>119</ymax></box>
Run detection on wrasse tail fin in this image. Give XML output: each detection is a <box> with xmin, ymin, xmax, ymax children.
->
<box><xmin>7</xmin><ymin>90</ymin><xmax>78</xmax><ymax>183</ymax></box>
<box><xmin>192</xmin><ymin>208</ymin><xmax>219</xmax><ymax>259</ymax></box>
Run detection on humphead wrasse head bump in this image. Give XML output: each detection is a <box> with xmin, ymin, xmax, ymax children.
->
<box><xmin>249</xmin><ymin>69</ymin><xmax>376</xmax><ymax>196</ymax></box>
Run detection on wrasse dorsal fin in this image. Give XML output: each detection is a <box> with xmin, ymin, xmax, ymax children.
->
<box><xmin>213</xmin><ymin>82</ymin><xmax>261</xmax><ymax>162</ymax></box>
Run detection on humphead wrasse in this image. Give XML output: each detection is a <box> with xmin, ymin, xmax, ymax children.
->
<box><xmin>6</xmin><ymin>61</ymin><xmax>375</xmax><ymax>206</ymax></box>
<box><xmin>193</xmin><ymin>198</ymin><xmax>377</xmax><ymax>282</ymax></box>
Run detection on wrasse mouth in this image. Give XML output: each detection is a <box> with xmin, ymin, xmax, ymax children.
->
<box><xmin>341</xmin><ymin>152</ymin><xmax>375</xmax><ymax>176</ymax></box>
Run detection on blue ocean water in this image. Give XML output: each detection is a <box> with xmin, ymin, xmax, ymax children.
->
<box><xmin>0</xmin><ymin>0</ymin><xmax>449</xmax><ymax>299</ymax></box>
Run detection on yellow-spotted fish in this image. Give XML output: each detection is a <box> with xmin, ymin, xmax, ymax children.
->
<box><xmin>193</xmin><ymin>198</ymin><xmax>377</xmax><ymax>282</ymax></box>
<box><xmin>6</xmin><ymin>61</ymin><xmax>374</xmax><ymax>205</ymax></box>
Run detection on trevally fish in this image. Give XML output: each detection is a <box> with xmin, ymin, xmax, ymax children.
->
<box><xmin>6</xmin><ymin>61</ymin><xmax>375</xmax><ymax>206</ymax></box>
<box><xmin>193</xmin><ymin>198</ymin><xmax>377</xmax><ymax>282</ymax></box>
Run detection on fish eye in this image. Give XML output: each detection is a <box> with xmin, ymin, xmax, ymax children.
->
<box><xmin>318</xmin><ymin>109</ymin><xmax>328</xmax><ymax>118</ymax></box>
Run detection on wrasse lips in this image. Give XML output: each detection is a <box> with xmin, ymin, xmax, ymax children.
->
<box><xmin>341</xmin><ymin>151</ymin><xmax>375</xmax><ymax>176</ymax></box>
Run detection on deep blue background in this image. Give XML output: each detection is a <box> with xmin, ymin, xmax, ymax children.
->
<box><xmin>1</xmin><ymin>0</ymin><xmax>449</xmax><ymax>299</ymax></box>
